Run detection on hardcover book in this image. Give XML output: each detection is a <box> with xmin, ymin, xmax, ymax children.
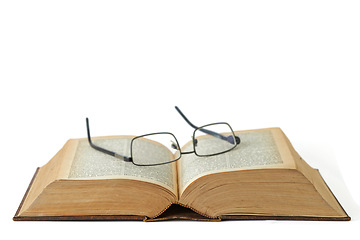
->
<box><xmin>14</xmin><ymin>127</ymin><xmax>350</xmax><ymax>221</ymax></box>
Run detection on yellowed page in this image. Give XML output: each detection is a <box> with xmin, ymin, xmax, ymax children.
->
<box><xmin>177</xmin><ymin>128</ymin><xmax>295</xmax><ymax>195</ymax></box>
<box><xmin>68</xmin><ymin>136</ymin><xmax>178</xmax><ymax>196</ymax></box>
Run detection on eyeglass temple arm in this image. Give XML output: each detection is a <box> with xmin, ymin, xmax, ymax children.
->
<box><xmin>86</xmin><ymin>118</ymin><xmax>132</xmax><ymax>162</ymax></box>
<box><xmin>174</xmin><ymin>106</ymin><xmax>240</xmax><ymax>144</ymax></box>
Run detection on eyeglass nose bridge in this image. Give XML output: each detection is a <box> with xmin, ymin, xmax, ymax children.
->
<box><xmin>180</xmin><ymin>135</ymin><xmax>198</xmax><ymax>154</ymax></box>
<box><xmin>170</xmin><ymin>137</ymin><xmax>196</xmax><ymax>155</ymax></box>
<box><xmin>181</xmin><ymin>150</ymin><xmax>195</xmax><ymax>155</ymax></box>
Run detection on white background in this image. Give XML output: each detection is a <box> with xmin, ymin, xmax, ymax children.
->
<box><xmin>1</xmin><ymin>0</ymin><xmax>359</xmax><ymax>239</ymax></box>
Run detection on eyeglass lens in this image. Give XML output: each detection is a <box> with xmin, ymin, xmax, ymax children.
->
<box><xmin>131</xmin><ymin>133</ymin><xmax>181</xmax><ymax>166</ymax></box>
<box><xmin>194</xmin><ymin>123</ymin><xmax>236</xmax><ymax>156</ymax></box>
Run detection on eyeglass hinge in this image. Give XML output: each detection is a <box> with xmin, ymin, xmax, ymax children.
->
<box><xmin>114</xmin><ymin>153</ymin><xmax>133</xmax><ymax>163</ymax></box>
<box><xmin>124</xmin><ymin>157</ymin><xmax>133</xmax><ymax>162</ymax></box>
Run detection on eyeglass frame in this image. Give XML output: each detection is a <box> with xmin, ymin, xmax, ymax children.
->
<box><xmin>86</xmin><ymin>106</ymin><xmax>241</xmax><ymax>166</ymax></box>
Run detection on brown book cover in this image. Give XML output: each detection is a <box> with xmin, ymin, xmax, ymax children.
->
<box><xmin>13</xmin><ymin>168</ymin><xmax>350</xmax><ymax>221</ymax></box>
<box><xmin>13</xmin><ymin>128</ymin><xmax>351</xmax><ymax>221</ymax></box>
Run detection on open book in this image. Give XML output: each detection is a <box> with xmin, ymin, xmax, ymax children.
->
<box><xmin>14</xmin><ymin>127</ymin><xmax>350</xmax><ymax>221</ymax></box>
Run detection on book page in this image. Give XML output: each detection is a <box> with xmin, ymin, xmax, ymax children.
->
<box><xmin>68</xmin><ymin>136</ymin><xmax>177</xmax><ymax>194</ymax></box>
<box><xmin>178</xmin><ymin>128</ymin><xmax>295</xmax><ymax>194</ymax></box>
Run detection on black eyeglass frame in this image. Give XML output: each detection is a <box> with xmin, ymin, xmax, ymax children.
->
<box><xmin>129</xmin><ymin>132</ymin><xmax>181</xmax><ymax>166</ymax></box>
<box><xmin>86</xmin><ymin>106</ymin><xmax>241</xmax><ymax>166</ymax></box>
<box><xmin>191</xmin><ymin>122</ymin><xmax>238</xmax><ymax>157</ymax></box>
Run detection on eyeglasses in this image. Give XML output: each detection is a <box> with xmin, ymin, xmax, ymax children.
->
<box><xmin>86</xmin><ymin>106</ymin><xmax>241</xmax><ymax>166</ymax></box>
